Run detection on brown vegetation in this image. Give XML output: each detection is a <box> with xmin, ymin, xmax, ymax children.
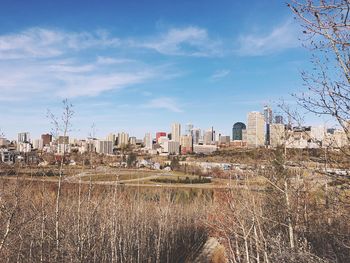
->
<box><xmin>0</xmin><ymin>178</ymin><xmax>211</xmax><ymax>262</ymax></box>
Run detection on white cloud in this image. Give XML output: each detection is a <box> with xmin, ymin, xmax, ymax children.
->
<box><xmin>139</xmin><ymin>26</ymin><xmax>222</xmax><ymax>57</ymax></box>
<box><xmin>56</xmin><ymin>70</ymin><xmax>156</xmax><ymax>98</ymax></box>
<box><xmin>0</xmin><ymin>28</ymin><xmax>120</xmax><ymax>60</ymax></box>
<box><xmin>0</xmin><ymin>27</ymin><xmax>176</xmax><ymax>101</ymax></box>
<box><xmin>96</xmin><ymin>56</ymin><xmax>135</xmax><ymax>65</ymax></box>
<box><xmin>48</xmin><ymin>63</ymin><xmax>95</xmax><ymax>73</ymax></box>
<box><xmin>0</xmin><ymin>57</ymin><xmax>158</xmax><ymax>101</ymax></box>
<box><xmin>211</xmin><ymin>69</ymin><xmax>230</xmax><ymax>79</ymax></box>
<box><xmin>0</xmin><ymin>26</ymin><xmax>219</xmax><ymax>102</ymax></box>
<box><xmin>0</xmin><ymin>26</ymin><xmax>223</xmax><ymax>59</ymax></box>
<box><xmin>236</xmin><ymin>20</ymin><xmax>301</xmax><ymax>56</ymax></box>
<box><xmin>143</xmin><ymin>97</ymin><xmax>183</xmax><ymax>113</ymax></box>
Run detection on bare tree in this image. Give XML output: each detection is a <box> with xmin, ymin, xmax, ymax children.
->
<box><xmin>288</xmin><ymin>0</ymin><xmax>350</xmax><ymax>144</ymax></box>
<box><xmin>47</xmin><ymin>99</ymin><xmax>74</xmax><ymax>260</ymax></box>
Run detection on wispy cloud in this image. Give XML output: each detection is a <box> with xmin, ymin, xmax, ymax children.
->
<box><xmin>211</xmin><ymin>69</ymin><xmax>230</xmax><ymax>80</ymax></box>
<box><xmin>0</xmin><ymin>56</ymin><xmax>159</xmax><ymax>101</ymax></box>
<box><xmin>0</xmin><ymin>27</ymin><xmax>177</xmax><ymax>101</ymax></box>
<box><xmin>236</xmin><ymin>20</ymin><xmax>301</xmax><ymax>56</ymax></box>
<box><xmin>143</xmin><ymin>97</ymin><xmax>183</xmax><ymax>113</ymax></box>
<box><xmin>96</xmin><ymin>56</ymin><xmax>135</xmax><ymax>65</ymax></box>
<box><xmin>0</xmin><ymin>28</ymin><xmax>120</xmax><ymax>60</ymax></box>
<box><xmin>138</xmin><ymin>26</ymin><xmax>222</xmax><ymax>57</ymax></box>
<box><xmin>56</xmin><ymin>70</ymin><xmax>156</xmax><ymax>98</ymax></box>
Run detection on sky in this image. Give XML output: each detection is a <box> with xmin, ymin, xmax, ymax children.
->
<box><xmin>0</xmin><ymin>0</ymin><xmax>322</xmax><ymax>140</ymax></box>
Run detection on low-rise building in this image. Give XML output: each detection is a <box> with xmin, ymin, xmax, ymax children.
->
<box><xmin>193</xmin><ymin>144</ymin><xmax>217</xmax><ymax>154</ymax></box>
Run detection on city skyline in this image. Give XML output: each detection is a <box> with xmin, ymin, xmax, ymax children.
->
<box><xmin>0</xmin><ymin>0</ymin><xmax>336</xmax><ymax>139</ymax></box>
<box><xmin>0</xmin><ymin>104</ymin><xmax>340</xmax><ymax>141</ymax></box>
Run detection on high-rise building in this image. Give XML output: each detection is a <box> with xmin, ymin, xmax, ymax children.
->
<box><xmin>165</xmin><ymin>140</ymin><xmax>180</xmax><ymax>155</ymax></box>
<box><xmin>41</xmin><ymin>134</ymin><xmax>52</xmax><ymax>146</ymax></box>
<box><xmin>232</xmin><ymin>122</ymin><xmax>246</xmax><ymax>141</ymax></box>
<box><xmin>265</xmin><ymin>123</ymin><xmax>271</xmax><ymax>146</ymax></box>
<box><xmin>263</xmin><ymin>106</ymin><xmax>273</xmax><ymax>145</ymax></box>
<box><xmin>203</xmin><ymin>130</ymin><xmax>213</xmax><ymax>145</ymax></box>
<box><xmin>275</xmin><ymin>115</ymin><xmax>284</xmax><ymax>124</ymax></box>
<box><xmin>171</xmin><ymin>123</ymin><xmax>181</xmax><ymax>142</ymax></box>
<box><xmin>156</xmin><ymin>132</ymin><xmax>166</xmax><ymax>143</ymax></box>
<box><xmin>129</xmin><ymin>137</ymin><xmax>137</xmax><ymax>145</ymax></box>
<box><xmin>117</xmin><ymin>132</ymin><xmax>129</xmax><ymax>147</ymax></box>
<box><xmin>185</xmin><ymin>123</ymin><xmax>194</xmax><ymax>135</ymax></box>
<box><xmin>33</xmin><ymin>139</ymin><xmax>44</xmax><ymax>150</ymax></box>
<box><xmin>263</xmin><ymin>105</ymin><xmax>273</xmax><ymax>124</ymax></box>
<box><xmin>180</xmin><ymin>135</ymin><xmax>193</xmax><ymax>154</ymax></box>
<box><xmin>106</xmin><ymin>133</ymin><xmax>116</xmax><ymax>144</ymax></box>
<box><xmin>18</xmin><ymin>132</ymin><xmax>30</xmax><ymax>143</ymax></box>
<box><xmin>211</xmin><ymin>127</ymin><xmax>216</xmax><ymax>143</ymax></box>
<box><xmin>191</xmin><ymin>128</ymin><xmax>201</xmax><ymax>144</ymax></box>
<box><xmin>144</xmin><ymin>133</ymin><xmax>153</xmax><ymax>150</ymax></box>
<box><xmin>95</xmin><ymin>140</ymin><xmax>113</xmax><ymax>155</ymax></box>
<box><xmin>247</xmin><ymin>111</ymin><xmax>265</xmax><ymax>147</ymax></box>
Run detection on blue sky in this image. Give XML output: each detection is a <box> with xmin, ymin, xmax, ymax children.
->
<box><xmin>0</xmin><ymin>0</ymin><xmax>321</xmax><ymax>140</ymax></box>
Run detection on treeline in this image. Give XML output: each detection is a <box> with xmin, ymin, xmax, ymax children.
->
<box><xmin>151</xmin><ymin>176</ymin><xmax>212</xmax><ymax>184</ymax></box>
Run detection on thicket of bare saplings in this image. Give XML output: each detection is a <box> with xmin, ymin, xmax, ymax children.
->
<box><xmin>0</xmin><ymin>179</ymin><xmax>211</xmax><ymax>263</ymax></box>
<box><xmin>1</xmin><ymin>162</ymin><xmax>349</xmax><ymax>262</ymax></box>
<box><xmin>208</xmin><ymin>148</ymin><xmax>350</xmax><ymax>263</ymax></box>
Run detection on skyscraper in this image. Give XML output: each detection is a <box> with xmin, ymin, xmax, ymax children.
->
<box><xmin>263</xmin><ymin>105</ymin><xmax>273</xmax><ymax>124</ymax></box>
<box><xmin>117</xmin><ymin>132</ymin><xmax>129</xmax><ymax>147</ymax></box>
<box><xmin>95</xmin><ymin>140</ymin><xmax>113</xmax><ymax>154</ymax></box>
<box><xmin>185</xmin><ymin>123</ymin><xmax>194</xmax><ymax>135</ymax></box>
<box><xmin>106</xmin><ymin>133</ymin><xmax>116</xmax><ymax>144</ymax></box>
<box><xmin>18</xmin><ymin>132</ymin><xmax>30</xmax><ymax>143</ymax></box>
<box><xmin>263</xmin><ymin>105</ymin><xmax>273</xmax><ymax>145</ymax></box>
<box><xmin>191</xmin><ymin>128</ymin><xmax>201</xmax><ymax>145</ymax></box>
<box><xmin>232</xmin><ymin>122</ymin><xmax>246</xmax><ymax>141</ymax></box>
<box><xmin>203</xmin><ymin>130</ymin><xmax>213</xmax><ymax>145</ymax></box>
<box><xmin>33</xmin><ymin>139</ymin><xmax>44</xmax><ymax>150</ymax></box>
<box><xmin>171</xmin><ymin>123</ymin><xmax>181</xmax><ymax>143</ymax></box>
<box><xmin>247</xmin><ymin>112</ymin><xmax>265</xmax><ymax>147</ymax></box>
<box><xmin>166</xmin><ymin>140</ymin><xmax>180</xmax><ymax>155</ymax></box>
<box><xmin>144</xmin><ymin>133</ymin><xmax>153</xmax><ymax>150</ymax></box>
